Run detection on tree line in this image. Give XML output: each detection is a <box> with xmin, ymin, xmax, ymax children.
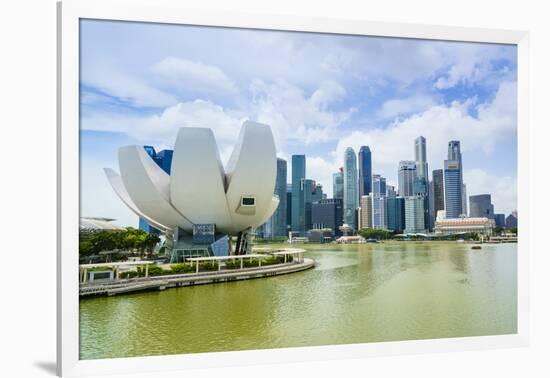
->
<box><xmin>79</xmin><ymin>227</ymin><xmax>161</xmax><ymax>258</ymax></box>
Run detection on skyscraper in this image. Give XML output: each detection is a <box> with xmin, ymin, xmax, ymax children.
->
<box><xmin>343</xmin><ymin>147</ymin><xmax>358</xmax><ymax>229</ymax></box>
<box><xmin>291</xmin><ymin>155</ymin><xmax>306</xmax><ymax>233</ymax></box>
<box><xmin>332</xmin><ymin>168</ymin><xmax>344</xmax><ymax>200</ymax></box>
<box><xmin>387</xmin><ymin>196</ymin><xmax>405</xmax><ymax>233</ymax></box>
<box><xmin>414</xmin><ymin>136</ymin><xmax>428</xmax><ymax>180</ymax></box>
<box><xmin>398</xmin><ymin>160</ymin><xmax>417</xmax><ymax>197</ymax></box>
<box><xmin>372</xmin><ymin>174</ymin><xmax>387</xmax><ymax>230</ymax></box>
<box><xmin>359</xmin><ymin>194</ymin><xmax>373</xmax><ymax>229</ymax></box>
<box><xmin>302</xmin><ymin>179</ymin><xmax>323</xmax><ymax>231</ymax></box>
<box><xmin>261</xmin><ymin>158</ymin><xmax>288</xmax><ymax>238</ymax></box>
<box><xmin>286</xmin><ymin>183</ymin><xmax>292</xmax><ymax>232</ymax></box>
<box><xmin>469</xmin><ymin>194</ymin><xmax>495</xmax><ymax>219</ymax></box>
<box><xmin>444</xmin><ymin>159</ymin><xmax>462</xmax><ymax>218</ymax></box>
<box><xmin>311</xmin><ymin>198</ymin><xmax>343</xmax><ymax>235</ymax></box>
<box><xmin>448</xmin><ymin>140</ymin><xmax>465</xmax><ymax>216</ymax></box>
<box><xmin>405</xmin><ymin>196</ymin><xmax>426</xmax><ymax>233</ymax></box>
<box><xmin>386</xmin><ymin>185</ymin><xmax>397</xmax><ymax>198</ymax></box>
<box><xmin>432</xmin><ymin>169</ymin><xmax>445</xmax><ymax>214</ymax></box>
<box><xmin>358</xmin><ymin>146</ymin><xmax>372</xmax><ymax>199</ymax></box>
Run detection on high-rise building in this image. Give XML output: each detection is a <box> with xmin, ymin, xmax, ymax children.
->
<box><xmin>260</xmin><ymin>158</ymin><xmax>288</xmax><ymax>238</ymax></box>
<box><xmin>358</xmin><ymin>146</ymin><xmax>372</xmax><ymax>199</ymax></box>
<box><xmin>311</xmin><ymin>198</ymin><xmax>344</xmax><ymax>235</ymax></box>
<box><xmin>469</xmin><ymin>194</ymin><xmax>495</xmax><ymax>219</ymax></box>
<box><xmin>291</xmin><ymin>155</ymin><xmax>306</xmax><ymax>233</ymax></box>
<box><xmin>405</xmin><ymin>196</ymin><xmax>426</xmax><ymax>233</ymax></box>
<box><xmin>138</xmin><ymin>146</ymin><xmax>173</xmax><ymax>233</ymax></box>
<box><xmin>372</xmin><ymin>174</ymin><xmax>387</xmax><ymax>229</ymax></box>
<box><xmin>414</xmin><ymin>136</ymin><xmax>428</xmax><ymax>180</ymax></box>
<box><xmin>506</xmin><ymin>213</ymin><xmax>518</xmax><ymax>228</ymax></box>
<box><xmin>359</xmin><ymin>194</ymin><xmax>373</xmax><ymax>229</ymax></box>
<box><xmin>332</xmin><ymin>167</ymin><xmax>344</xmax><ymax>199</ymax></box>
<box><xmin>398</xmin><ymin>161</ymin><xmax>417</xmax><ymax>197</ymax></box>
<box><xmin>286</xmin><ymin>183</ymin><xmax>292</xmax><ymax>231</ymax></box>
<box><xmin>343</xmin><ymin>147</ymin><xmax>358</xmax><ymax>229</ymax></box>
<box><xmin>443</xmin><ymin>160</ymin><xmax>463</xmax><ymax>218</ymax></box>
<box><xmin>447</xmin><ymin>140</ymin><xmax>465</xmax><ymax>216</ymax></box>
<box><xmin>432</xmin><ymin>169</ymin><xmax>445</xmax><ymax>214</ymax></box>
<box><xmin>494</xmin><ymin>213</ymin><xmax>506</xmax><ymax>228</ymax></box>
<box><xmin>387</xmin><ymin>196</ymin><xmax>405</xmax><ymax>233</ymax></box>
<box><xmin>302</xmin><ymin>179</ymin><xmax>323</xmax><ymax>232</ymax></box>
<box><xmin>386</xmin><ymin>185</ymin><xmax>397</xmax><ymax>198</ymax></box>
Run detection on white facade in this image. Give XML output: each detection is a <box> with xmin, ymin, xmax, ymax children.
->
<box><xmin>106</xmin><ymin>121</ymin><xmax>279</xmax><ymax>235</ymax></box>
<box><xmin>434</xmin><ymin>217</ymin><xmax>495</xmax><ymax>236</ymax></box>
<box><xmin>404</xmin><ymin>196</ymin><xmax>426</xmax><ymax>233</ymax></box>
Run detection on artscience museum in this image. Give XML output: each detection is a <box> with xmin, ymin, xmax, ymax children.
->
<box><xmin>105</xmin><ymin>121</ymin><xmax>280</xmax><ymax>262</ymax></box>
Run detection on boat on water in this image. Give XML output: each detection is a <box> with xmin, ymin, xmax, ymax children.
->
<box><xmin>471</xmin><ymin>245</ymin><xmax>482</xmax><ymax>250</ymax></box>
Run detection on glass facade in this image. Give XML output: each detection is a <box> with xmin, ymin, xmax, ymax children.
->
<box><xmin>387</xmin><ymin>196</ymin><xmax>405</xmax><ymax>233</ymax></box>
<box><xmin>432</xmin><ymin>169</ymin><xmax>445</xmax><ymax>214</ymax></box>
<box><xmin>372</xmin><ymin>174</ymin><xmax>387</xmax><ymax>230</ymax></box>
<box><xmin>469</xmin><ymin>194</ymin><xmax>495</xmax><ymax>219</ymax></box>
<box><xmin>358</xmin><ymin>146</ymin><xmax>372</xmax><ymax>199</ymax></box>
<box><xmin>332</xmin><ymin>169</ymin><xmax>344</xmax><ymax>200</ymax></box>
<box><xmin>311</xmin><ymin>198</ymin><xmax>343</xmax><ymax>235</ymax></box>
<box><xmin>398</xmin><ymin>160</ymin><xmax>417</xmax><ymax>197</ymax></box>
<box><xmin>343</xmin><ymin>147</ymin><xmax>358</xmax><ymax>229</ymax></box>
<box><xmin>405</xmin><ymin>196</ymin><xmax>426</xmax><ymax>233</ymax></box>
<box><xmin>444</xmin><ymin>160</ymin><xmax>463</xmax><ymax>218</ymax></box>
<box><xmin>291</xmin><ymin>155</ymin><xmax>306</xmax><ymax>233</ymax></box>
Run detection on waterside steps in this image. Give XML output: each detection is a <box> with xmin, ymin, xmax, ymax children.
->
<box><xmin>80</xmin><ymin>258</ymin><xmax>315</xmax><ymax>298</ymax></box>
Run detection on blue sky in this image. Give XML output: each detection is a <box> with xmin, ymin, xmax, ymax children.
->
<box><xmin>80</xmin><ymin>19</ymin><xmax>518</xmax><ymax>227</ymax></box>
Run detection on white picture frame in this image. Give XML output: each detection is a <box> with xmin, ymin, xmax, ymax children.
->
<box><xmin>57</xmin><ymin>0</ymin><xmax>530</xmax><ymax>376</ymax></box>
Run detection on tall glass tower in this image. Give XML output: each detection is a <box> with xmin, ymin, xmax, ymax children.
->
<box><xmin>444</xmin><ymin>160</ymin><xmax>462</xmax><ymax>218</ymax></box>
<box><xmin>414</xmin><ymin>136</ymin><xmax>428</xmax><ymax>180</ymax></box>
<box><xmin>358</xmin><ymin>146</ymin><xmax>372</xmax><ymax>200</ymax></box>
<box><xmin>291</xmin><ymin>155</ymin><xmax>306</xmax><ymax>233</ymax></box>
<box><xmin>343</xmin><ymin>147</ymin><xmax>358</xmax><ymax>229</ymax></box>
<box><xmin>261</xmin><ymin>158</ymin><xmax>287</xmax><ymax>238</ymax></box>
<box><xmin>372</xmin><ymin>174</ymin><xmax>387</xmax><ymax>230</ymax></box>
<box><xmin>447</xmin><ymin>140</ymin><xmax>464</xmax><ymax>216</ymax></box>
<box><xmin>432</xmin><ymin>169</ymin><xmax>445</xmax><ymax>214</ymax></box>
<box><xmin>332</xmin><ymin>168</ymin><xmax>344</xmax><ymax>200</ymax></box>
<box><xmin>398</xmin><ymin>160</ymin><xmax>417</xmax><ymax>197</ymax></box>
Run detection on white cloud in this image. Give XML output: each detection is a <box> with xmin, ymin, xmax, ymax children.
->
<box><xmin>81</xmin><ymin>64</ymin><xmax>177</xmax><ymax>108</ymax></box>
<box><xmin>152</xmin><ymin>57</ymin><xmax>238</xmax><ymax>95</ymax></box>
<box><xmin>378</xmin><ymin>95</ymin><xmax>436</xmax><ymax>119</ymax></box>
<box><xmin>321</xmin><ymin>81</ymin><xmax>516</xmax><ymax>190</ymax></box>
<box><xmin>464</xmin><ymin>169</ymin><xmax>517</xmax><ymax>215</ymax></box>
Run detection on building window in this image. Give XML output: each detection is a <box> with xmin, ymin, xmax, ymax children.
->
<box><xmin>241</xmin><ymin>196</ymin><xmax>256</xmax><ymax>206</ymax></box>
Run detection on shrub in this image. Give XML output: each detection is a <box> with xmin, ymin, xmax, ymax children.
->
<box><xmin>120</xmin><ymin>271</ymin><xmax>138</xmax><ymax>279</ymax></box>
<box><xmin>170</xmin><ymin>263</ymin><xmax>194</xmax><ymax>274</ymax></box>
<box><xmin>224</xmin><ymin>260</ymin><xmax>241</xmax><ymax>269</ymax></box>
<box><xmin>199</xmin><ymin>262</ymin><xmax>218</xmax><ymax>271</ymax></box>
<box><xmin>242</xmin><ymin>258</ymin><xmax>260</xmax><ymax>268</ymax></box>
<box><xmin>147</xmin><ymin>265</ymin><xmax>166</xmax><ymax>276</ymax></box>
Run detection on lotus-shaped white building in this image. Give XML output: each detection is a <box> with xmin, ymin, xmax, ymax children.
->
<box><xmin>105</xmin><ymin>121</ymin><xmax>279</xmax><ymax>258</ymax></box>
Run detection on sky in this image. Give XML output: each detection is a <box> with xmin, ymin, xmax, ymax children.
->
<box><xmin>80</xmin><ymin>19</ymin><xmax>518</xmax><ymax>227</ymax></box>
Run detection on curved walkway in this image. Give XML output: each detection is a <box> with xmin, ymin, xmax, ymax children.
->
<box><xmin>80</xmin><ymin>258</ymin><xmax>315</xmax><ymax>297</ymax></box>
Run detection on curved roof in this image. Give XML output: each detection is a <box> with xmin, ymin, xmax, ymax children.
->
<box><xmin>105</xmin><ymin>121</ymin><xmax>278</xmax><ymax>235</ymax></box>
<box><xmin>80</xmin><ymin>217</ymin><xmax>126</xmax><ymax>231</ymax></box>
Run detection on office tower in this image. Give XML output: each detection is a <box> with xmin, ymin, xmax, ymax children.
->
<box><xmin>301</xmin><ymin>179</ymin><xmax>323</xmax><ymax>232</ymax></box>
<box><xmin>291</xmin><ymin>155</ymin><xmax>306</xmax><ymax>233</ymax></box>
<box><xmin>372</xmin><ymin>174</ymin><xmax>387</xmax><ymax>229</ymax></box>
<box><xmin>414</xmin><ymin>136</ymin><xmax>428</xmax><ymax>180</ymax></box>
<box><xmin>286</xmin><ymin>183</ymin><xmax>292</xmax><ymax>231</ymax></box>
<box><xmin>506</xmin><ymin>213</ymin><xmax>518</xmax><ymax>228</ymax></box>
<box><xmin>448</xmin><ymin>140</ymin><xmax>465</xmax><ymax>215</ymax></box>
<box><xmin>414</xmin><ymin>176</ymin><xmax>430</xmax><ymax>230</ymax></box>
<box><xmin>387</xmin><ymin>196</ymin><xmax>405</xmax><ymax>233</ymax></box>
<box><xmin>405</xmin><ymin>196</ymin><xmax>426</xmax><ymax>233</ymax></box>
<box><xmin>386</xmin><ymin>185</ymin><xmax>397</xmax><ymax>198</ymax></box>
<box><xmin>333</xmin><ymin>168</ymin><xmax>344</xmax><ymax>199</ymax></box>
<box><xmin>469</xmin><ymin>194</ymin><xmax>495</xmax><ymax>219</ymax></box>
<box><xmin>494</xmin><ymin>213</ymin><xmax>506</xmax><ymax>227</ymax></box>
<box><xmin>138</xmin><ymin>146</ymin><xmax>173</xmax><ymax>233</ymax></box>
<box><xmin>358</xmin><ymin>146</ymin><xmax>372</xmax><ymax>199</ymax></box>
<box><xmin>462</xmin><ymin>183</ymin><xmax>468</xmax><ymax>215</ymax></box>
<box><xmin>343</xmin><ymin>147</ymin><xmax>358</xmax><ymax>229</ymax></box>
<box><xmin>443</xmin><ymin>160</ymin><xmax>462</xmax><ymax>218</ymax></box>
<box><xmin>360</xmin><ymin>194</ymin><xmax>373</xmax><ymax>229</ymax></box>
<box><xmin>311</xmin><ymin>198</ymin><xmax>344</xmax><ymax>235</ymax></box>
<box><xmin>261</xmin><ymin>158</ymin><xmax>288</xmax><ymax>238</ymax></box>
<box><xmin>398</xmin><ymin>161</ymin><xmax>417</xmax><ymax>197</ymax></box>
<box><xmin>432</xmin><ymin>169</ymin><xmax>445</xmax><ymax>214</ymax></box>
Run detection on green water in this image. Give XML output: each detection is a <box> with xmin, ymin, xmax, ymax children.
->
<box><xmin>79</xmin><ymin>242</ymin><xmax>517</xmax><ymax>360</ymax></box>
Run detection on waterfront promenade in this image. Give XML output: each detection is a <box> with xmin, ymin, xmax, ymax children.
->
<box><xmin>80</xmin><ymin>251</ymin><xmax>314</xmax><ymax>297</ymax></box>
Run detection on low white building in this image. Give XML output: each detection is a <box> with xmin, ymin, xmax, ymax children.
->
<box><xmin>434</xmin><ymin>217</ymin><xmax>495</xmax><ymax>236</ymax></box>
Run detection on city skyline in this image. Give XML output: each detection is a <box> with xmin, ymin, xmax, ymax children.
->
<box><xmin>80</xmin><ymin>19</ymin><xmax>518</xmax><ymax>227</ymax></box>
